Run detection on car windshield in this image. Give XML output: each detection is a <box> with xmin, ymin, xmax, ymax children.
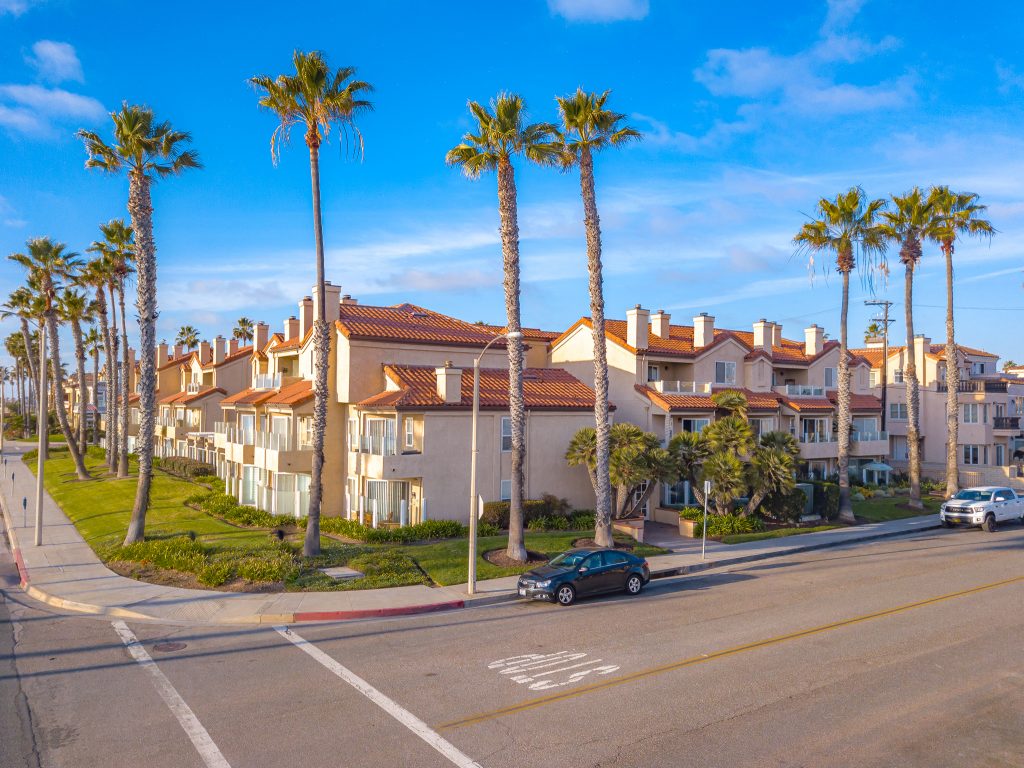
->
<box><xmin>953</xmin><ymin>490</ymin><xmax>993</xmax><ymax>502</ymax></box>
<box><xmin>548</xmin><ymin>552</ymin><xmax>588</xmax><ymax>568</ymax></box>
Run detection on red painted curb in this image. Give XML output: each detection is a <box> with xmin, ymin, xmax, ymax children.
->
<box><xmin>293</xmin><ymin>598</ymin><xmax>465</xmax><ymax>622</ymax></box>
<box><xmin>12</xmin><ymin>547</ymin><xmax>28</xmax><ymax>587</ymax></box>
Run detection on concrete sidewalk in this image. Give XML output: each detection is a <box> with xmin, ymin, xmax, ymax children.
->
<box><xmin>0</xmin><ymin>441</ymin><xmax>942</xmax><ymax>625</ymax></box>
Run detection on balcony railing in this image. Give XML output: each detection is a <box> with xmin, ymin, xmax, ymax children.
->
<box><xmin>779</xmin><ymin>384</ymin><xmax>825</xmax><ymax>397</ymax></box>
<box><xmin>214</xmin><ymin>421</ymin><xmax>230</xmax><ymax>435</ymax></box>
<box><xmin>799</xmin><ymin>432</ymin><xmax>836</xmax><ymax>444</ymax></box>
<box><xmin>937</xmin><ymin>380</ymin><xmax>1008</xmax><ymax>393</ymax></box>
<box><xmin>359</xmin><ymin>434</ymin><xmax>397</xmax><ymax>457</ymax></box>
<box><xmin>255</xmin><ymin>431</ymin><xmax>295</xmax><ymax>451</ymax></box>
<box><xmin>156</xmin><ymin>415</ymin><xmax>184</xmax><ymax>428</ymax></box>
<box><xmin>652</xmin><ymin>380</ymin><xmax>712</xmax><ymax>394</ymax></box>
<box><xmin>851</xmin><ymin>430</ymin><xmax>888</xmax><ymax>442</ymax></box>
<box><xmin>254</xmin><ymin>373</ymin><xmax>281</xmax><ymax>390</ymax></box>
<box><xmin>994</xmin><ymin>416</ymin><xmax>1021</xmax><ymax>431</ymax></box>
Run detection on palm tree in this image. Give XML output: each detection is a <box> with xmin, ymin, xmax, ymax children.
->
<box><xmin>864</xmin><ymin>321</ymin><xmax>883</xmax><ymax>343</ymax></box>
<box><xmin>711</xmin><ymin>389</ymin><xmax>749</xmax><ymax>420</ymax></box>
<box><xmin>668</xmin><ymin>430</ymin><xmax>712</xmax><ymax>507</ymax></box>
<box><xmin>758</xmin><ymin>430</ymin><xmax>800</xmax><ymax>458</ymax></box>
<box><xmin>1004</xmin><ymin>360</ymin><xmax>1019</xmax><ymax>372</ymax></box>
<box><xmin>233</xmin><ymin>317</ymin><xmax>254</xmax><ymax>344</ymax></box>
<box><xmin>927</xmin><ymin>187</ymin><xmax>995</xmax><ymax>498</ymax></box>
<box><xmin>175</xmin><ymin>325</ymin><xmax>200</xmax><ymax>350</ymax></box>
<box><xmin>745</xmin><ymin>446</ymin><xmax>796</xmax><ymax>517</ymax></box>
<box><xmin>84</xmin><ymin>326</ymin><xmax>103</xmax><ymax>445</ymax></box>
<box><xmin>447</xmin><ymin>94</ymin><xmax>560</xmax><ymax>561</ymax></box>
<box><xmin>78</xmin><ymin>103</ymin><xmax>201</xmax><ymax>544</ymax></box>
<box><xmin>58</xmin><ymin>289</ymin><xmax>92</xmax><ymax>452</ymax></box>
<box><xmin>555</xmin><ymin>88</ymin><xmax>641</xmax><ymax>548</ymax></box>
<box><xmin>9</xmin><ymin>238</ymin><xmax>90</xmax><ymax>479</ymax></box>
<box><xmin>2</xmin><ymin>287</ymin><xmax>39</xmax><ymax>430</ymax></box>
<box><xmin>79</xmin><ymin>256</ymin><xmax>117</xmax><ymax>468</ymax></box>
<box><xmin>794</xmin><ymin>187</ymin><xmax>886</xmax><ymax>522</ymax></box>
<box><xmin>701</xmin><ymin>452</ymin><xmax>746</xmax><ymax>516</ymax></box>
<box><xmin>250</xmin><ymin>50</ymin><xmax>372</xmax><ymax>558</ymax></box>
<box><xmin>704</xmin><ymin>415</ymin><xmax>754</xmax><ymax>457</ymax></box>
<box><xmin>878</xmin><ymin>188</ymin><xmax>944</xmax><ymax>510</ymax></box>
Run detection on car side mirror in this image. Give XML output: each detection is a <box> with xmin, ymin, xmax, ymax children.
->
<box><xmin>578</xmin><ymin>566</ymin><xmax>588</xmax><ymax>574</ymax></box>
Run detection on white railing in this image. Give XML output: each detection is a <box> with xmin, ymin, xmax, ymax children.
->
<box><xmin>156</xmin><ymin>415</ymin><xmax>184</xmax><ymax>428</ymax></box>
<box><xmin>186</xmin><ymin>382</ymin><xmax>204</xmax><ymax>394</ymax></box>
<box><xmin>653</xmin><ymin>380</ymin><xmax>712</xmax><ymax>394</ymax></box>
<box><xmin>359</xmin><ymin>433</ymin><xmax>397</xmax><ymax>457</ymax></box>
<box><xmin>298</xmin><ymin>428</ymin><xmax>314</xmax><ymax>450</ymax></box>
<box><xmin>851</xmin><ymin>430</ymin><xmax>888</xmax><ymax>442</ymax></box>
<box><xmin>799</xmin><ymin>432</ymin><xmax>836</xmax><ymax>443</ymax></box>
<box><xmin>256</xmin><ymin>431</ymin><xmax>294</xmax><ymax>452</ymax></box>
<box><xmin>780</xmin><ymin>384</ymin><xmax>825</xmax><ymax>397</ymax></box>
<box><xmin>214</xmin><ymin>421</ymin><xmax>229</xmax><ymax>435</ymax></box>
<box><xmin>254</xmin><ymin>373</ymin><xmax>281</xmax><ymax>390</ymax></box>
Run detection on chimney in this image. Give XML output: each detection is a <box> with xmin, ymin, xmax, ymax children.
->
<box><xmin>435</xmin><ymin>361</ymin><xmax>462</xmax><ymax>404</ymax></box>
<box><xmin>228</xmin><ymin>338</ymin><xmax>239</xmax><ymax>355</ymax></box>
<box><xmin>770</xmin><ymin>321</ymin><xmax>782</xmax><ymax>348</ymax></box>
<box><xmin>213</xmin><ymin>336</ymin><xmax>226</xmax><ymax>364</ymax></box>
<box><xmin>694</xmin><ymin>313</ymin><xmax>715</xmax><ymax>349</ymax></box>
<box><xmin>156</xmin><ymin>342</ymin><xmax>168</xmax><ymax>367</ymax></box>
<box><xmin>284</xmin><ymin>316</ymin><xmax>299</xmax><ymax>341</ymax></box>
<box><xmin>626</xmin><ymin>305</ymin><xmax>650</xmax><ymax>349</ymax></box>
<box><xmin>312</xmin><ymin>281</ymin><xmax>343</xmax><ymax>324</ymax></box>
<box><xmin>752</xmin><ymin>319</ymin><xmax>770</xmax><ymax>350</ymax></box>
<box><xmin>651</xmin><ymin>309</ymin><xmax>671</xmax><ymax>340</ymax></box>
<box><xmin>913</xmin><ymin>334</ymin><xmax>930</xmax><ymax>373</ymax></box>
<box><xmin>199</xmin><ymin>340</ymin><xmax>211</xmax><ymax>363</ymax></box>
<box><xmin>298</xmin><ymin>296</ymin><xmax>313</xmax><ymax>339</ymax></box>
<box><xmin>804</xmin><ymin>325</ymin><xmax>824</xmax><ymax>357</ymax></box>
<box><xmin>254</xmin><ymin>321</ymin><xmax>269</xmax><ymax>352</ymax></box>
<box><xmin>173</xmin><ymin>343</ymin><xmax>183</xmax><ymax>359</ymax></box>
<box><xmin>340</xmin><ymin>294</ymin><xmax>358</xmax><ymax>305</ymax></box>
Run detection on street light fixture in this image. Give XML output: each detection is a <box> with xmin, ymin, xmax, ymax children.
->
<box><xmin>468</xmin><ymin>330</ymin><xmax>522</xmax><ymax>595</ymax></box>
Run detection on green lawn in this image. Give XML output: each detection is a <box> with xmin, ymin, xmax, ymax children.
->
<box><xmin>853</xmin><ymin>494</ymin><xmax>940</xmax><ymax>522</ymax></box>
<box><xmin>721</xmin><ymin>525</ymin><xmax>840</xmax><ymax>545</ymax></box>
<box><xmin>27</xmin><ymin>447</ymin><xmax>668</xmax><ymax>589</ymax></box>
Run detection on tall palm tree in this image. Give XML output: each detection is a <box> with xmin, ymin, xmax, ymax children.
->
<box><xmin>447</xmin><ymin>94</ymin><xmax>560</xmax><ymax>562</ymax></box>
<box><xmin>175</xmin><ymin>325</ymin><xmax>200</xmax><ymax>350</ymax></box>
<box><xmin>233</xmin><ymin>317</ymin><xmax>254</xmax><ymax>344</ymax></box>
<box><xmin>250</xmin><ymin>50</ymin><xmax>372</xmax><ymax>558</ymax></box>
<box><xmin>78</xmin><ymin>103</ymin><xmax>201</xmax><ymax>544</ymax></box>
<box><xmin>555</xmin><ymin>88</ymin><xmax>641</xmax><ymax>548</ymax></box>
<box><xmin>79</xmin><ymin>256</ymin><xmax>117</xmax><ymax>468</ymax></box>
<box><xmin>9</xmin><ymin>238</ymin><xmax>90</xmax><ymax>479</ymax></box>
<box><xmin>4</xmin><ymin>334</ymin><xmax>25</xmax><ymax>438</ymax></box>
<box><xmin>794</xmin><ymin>187</ymin><xmax>886</xmax><ymax>523</ymax></box>
<box><xmin>84</xmin><ymin>325</ymin><xmax>103</xmax><ymax>445</ymax></box>
<box><xmin>878</xmin><ymin>188</ymin><xmax>944</xmax><ymax>510</ymax></box>
<box><xmin>927</xmin><ymin>187</ymin><xmax>995</xmax><ymax>497</ymax></box>
<box><xmin>58</xmin><ymin>289</ymin><xmax>92</xmax><ymax>452</ymax></box>
<box><xmin>2</xmin><ymin>287</ymin><xmax>38</xmax><ymax>429</ymax></box>
<box><xmin>864</xmin><ymin>321</ymin><xmax>883</xmax><ymax>342</ymax></box>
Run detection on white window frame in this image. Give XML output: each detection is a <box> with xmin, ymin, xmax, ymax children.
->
<box><xmin>889</xmin><ymin>402</ymin><xmax>907</xmax><ymax>421</ymax></box>
<box><xmin>963</xmin><ymin>403</ymin><xmax>988</xmax><ymax>424</ymax></box>
<box><xmin>647</xmin><ymin>364</ymin><xmax>660</xmax><ymax>382</ymax></box>
<box><xmin>681</xmin><ymin>417</ymin><xmax>710</xmax><ymax>433</ymax></box>
<box><xmin>824</xmin><ymin>367</ymin><xmax>837</xmax><ymax>389</ymax></box>
<box><xmin>715</xmin><ymin>361</ymin><xmax>736</xmax><ymax>385</ymax></box>
<box><xmin>500</xmin><ymin>479</ymin><xmax>512</xmax><ymax>501</ymax></box>
<box><xmin>995</xmin><ymin>444</ymin><xmax>1006</xmax><ymax>466</ymax></box>
<box><xmin>971</xmin><ymin>361</ymin><xmax>986</xmax><ymax>376</ymax></box>
<box><xmin>501</xmin><ymin>416</ymin><xmax>512</xmax><ymax>452</ymax></box>
<box><xmin>404</xmin><ymin>417</ymin><xmax>415</xmax><ymax>449</ymax></box>
<box><xmin>893</xmin><ymin>369</ymin><xmax>904</xmax><ymax>384</ymax></box>
<box><xmin>962</xmin><ymin>444</ymin><xmax>987</xmax><ymax>465</ymax></box>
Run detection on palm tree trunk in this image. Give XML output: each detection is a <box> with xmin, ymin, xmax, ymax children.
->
<box><xmin>117</xmin><ymin>284</ymin><xmax>130</xmax><ymax>477</ymax></box>
<box><xmin>71</xmin><ymin>318</ymin><xmax>88</xmax><ymax>453</ymax></box>
<box><xmin>837</xmin><ymin>269</ymin><xmax>854</xmax><ymax>523</ymax></box>
<box><xmin>943</xmin><ymin>241</ymin><xmax>960</xmax><ymax>497</ymax></box>
<box><xmin>19</xmin><ymin>319</ymin><xmax>36</xmax><ymax>409</ymax></box>
<box><xmin>45</xmin><ymin>312</ymin><xmax>90</xmax><ymax>479</ymax></box>
<box><xmin>93</xmin><ymin>287</ymin><xmax>114</xmax><ymax>465</ymax></box>
<box><xmin>92</xmin><ymin>348</ymin><xmax>100</xmax><ymax>445</ymax></box>
<box><xmin>107</xmin><ymin>284</ymin><xmax>120</xmax><ymax>473</ymax></box>
<box><xmin>125</xmin><ymin>172</ymin><xmax>156</xmax><ymax>544</ymax></box>
<box><xmin>578</xmin><ymin>147</ymin><xmax>614</xmax><ymax>548</ymax></box>
<box><xmin>904</xmin><ymin>257</ymin><xmax>923</xmax><ymax>509</ymax></box>
<box><xmin>303</xmin><ymin>137</ymin><xmax>326</xmax><ymax>558</ymax></box>
<box><xmin>496</xmin><ymin>157</ymin><xmax>528</xmax><ymax>562</ymax></box>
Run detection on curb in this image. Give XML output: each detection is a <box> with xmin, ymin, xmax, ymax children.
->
<box><xmin>292</xmin><ymin>599</ymin><xmax>466</xmax><ymax>623</ymax></box>
<box><xmin>0</xmin><ymin>489</ymin><xmax>28</xmax><ymax>588</ymax></box>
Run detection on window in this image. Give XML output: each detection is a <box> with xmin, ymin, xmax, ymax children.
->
<box><xmin>971</xmin><ymin>362</ymin><xmax>986</xmax><ymax>376</ymax></box>
<box><xmin>603</xmin><ymin>551</ymin><xmax>630</xmax><ymax>566</ymax></box>
<box><xmin>963</xmin><ymin>403</ymin><xmax>988</xmax><ymax>424</ymax></box>
<box><xmin>404</xmin><ymin>417</ymin><xmax>415</xmax><ymax>449</ymax></box>
<box><xmin>750</xmin><ymin>418</ymin><xmax>773</xmax><ymax>439</ymax></box>
<box><xmin>889</xmin><ymin>402</ymin><xmax>907</xmax><ymax>421</ymax></box>
<box><xmin>715</xmin><ymin>361</ymin><xmax>736</xmax><ymax>385</ymax></box>
<box><xmin>962</xmin><ymin>445</ymin><xmax>987</xmax><ymax>465</ymax></box>
<box><xmin>996</xmin><ymin>445</ymin><xmax>1006</xmax><ymax>466</ymax></box>
<box><xmin>647</xmin><ymin>365</ymin><xmax>660</xmax><ymax>382</ymax></box>
<box><xmin>681</xmin><ymin>418</ymin><xmax>710</xmax><ymax>433</ymax></box>
<box><xmin>869</xmin><ymin>369</ymin><xmax>880</xmax><ymax>387</ymax></box>
<box><xmin>824</xmin><ymin>367</ymin><xmax>837</xmax><ymax>389</ymax></box>
<box><xmin>801</xmin><ymin>418</ymin><xmax>829</xmax><ymax>442</ymax></box>
<box><xmin>892</xmin><ymin>436</ymin><xmax>909</xmax><ymax>461</ymax></box>
<box><xmin>348</xmin><ymin>418</ymin><xmax>359</xmax><ymax>451</ymax></box>
<box><xmin>994</xmin><ymin>489</ymin><xmax>1011</xmax><ymax>501</ymax></box>
<box><xmin>501</xmin><ymin>416</ymin><xmax>512</xmax><ymax>452</ymax></box>
<box><xmin>893</xmin><ymin>369</ymin><xmax>904</xmax><ymax>384</ymax></box>
<box><xmin>500</xmin><ymin>479</ymin><xmax>511</xmax><ymax>501</ymax></box>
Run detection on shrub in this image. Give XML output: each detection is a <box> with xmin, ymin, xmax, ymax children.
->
<box><xmin>193</xmin><ymin>493</ymin><xmax>294</xmax><ymax>529</ymax></box>
<box><xmin>477</xmin><ymin>522</ymin><xmax>501</xmax><ymax>537</ymax></box>
<box><xmin>677</xmin><ymin>506</ymin><xmax>704</xmax><ymax>521</ymax></box>
<box><xmin>809</xmin><ymin>481</ymin><xmax>840</xmax><ymax>521</ymax></box>
<box><xmin>696</xmin><ymin>513</ymin><xmax>764</xmax><ymax>537</ymax></box>
<box><xmin>318</xmin><ymin>517</ymin><xmax>468</xmax><ymax>543</ymax></box>
<box><xmin>481</xmin><ymin>494</ymin><xmax>571</xmax><ymax>528</ymax></box>
<box><xmin>159</xmin><ymin>457</ymin><xmax>215</xmax><ymax>479</ymax></box>
<box><xmin>568</xmin><ymin>511</ymin><xmax>595</xmax><ymax>530</ymax></box>
<box><xmin>106</xmin><ymin>536</ymin><xmax>207</xmax><ymax>574</ymax></box>
<box><xmin>761</xmin><ymin>488</ymin><xmax>809</xmax><ymax>525</ymax></box>
<box><xmin>198</xmin><ymin>561</ymin><xmax>233</xmax><ymax>586</ymax></box>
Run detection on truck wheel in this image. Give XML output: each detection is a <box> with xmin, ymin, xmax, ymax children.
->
<box><xmin>982</xmin><ymin>513</ymin><xmax>996</xmax><ymax>533</ymax></box>
<box><xmin>941</xmin><ymin>519</ymin><xmax>954</xmax><ymax>528</ymax></box>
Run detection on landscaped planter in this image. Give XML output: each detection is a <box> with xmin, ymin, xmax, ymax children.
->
<box><xmin>678</xmin><ymin>518</ymin><xmax>699</xmax><ymax>538</ymax></box>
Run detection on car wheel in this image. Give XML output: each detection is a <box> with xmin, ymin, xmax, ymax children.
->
<box><xmin>625</xmin><ymin>574</ymin><xmax>644</xmax><ymax>595</ymax></box>
<box><xmin>941</xmin><ymin>519</ymin><xmax>954</xmax><ymax>528</ymax></box>
<box><xmin>555</xmin><ymin>584</ymin><xmax>576</xmax><ymax>606</ymax></box>
<box><xmin>1019</xmin><ymin>515</ymin><xmax>1024</xmax><ymax>526</ymax></box>
<box><xmin>982</xmin><ymin>513</ymin><xmax>996</xmax><ymax>533</ymax></box>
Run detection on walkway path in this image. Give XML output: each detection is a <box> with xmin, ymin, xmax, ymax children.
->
<box><xmin>0</xmin><ymin>441</ymin><xmax>942</xmax><ymax>625</ymax></box>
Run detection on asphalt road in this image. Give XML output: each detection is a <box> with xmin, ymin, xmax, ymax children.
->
<box><xmin>2</xmin><ymin>524</ymin><xmax>1023</xmax><ymax>768</ymax></box>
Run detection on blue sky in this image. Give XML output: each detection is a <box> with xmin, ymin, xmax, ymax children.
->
<box><xmin>2</xmin><ymin>0</ymin><xmax>1023</xmax><ymax>363</ymax></box>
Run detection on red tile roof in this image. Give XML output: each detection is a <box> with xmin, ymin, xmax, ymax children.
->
<box><xmin>478</xmin><ymin>323</ymin><xmax>561</xmax><ymax>343</ymax></box>
<box><xmin>157</xmin><ymin>352</ymin><xmax>195</xmax><ymax>372</ymax></box>
<box><xmin>636</xmin><ymin>385</ymin><xmax>782</xmax><ymax>413</ymax></box>
<box><xmin>358</xmin><ymin>365</ymin><xmax>603</xmax><ymax>411</ymax></box>
<box><xmin>265</xmin><ymin>379</ymin><xmax>314</xmax><ymax>406</ymax></box>
<box><xmin>850</xmin><ymin>343</ymin><xmax>999</xmax><ymax>368</ymax></box>
<box><xmin>780</xmin><ymin>397</ymin><xmax>835</xmax><ymax>413</ymax></box>
<box><xmin>202</xmin><ymin>345</ymin><xmax>253</xmax><ymax>370</ymax></box>
<box><xmin>827</xmin><ymin>390</ymin><xmax>882</xmax><ymax>411</ymax></box>
<box><xmin>336</xmin><ymin>303</ymin><xmax>511</xmax><ymax>349</ymax></box>
<box><xmin>220</xmin><ymin>387</ymin><xmax>277</xmax><ymax>406</ymax></box>
<box><xmin>157</xmin><ymin>387</ymin><xmax>226</xmax><ymax>406</ymax></box>
<box><xmin>272</xmin><ymin>328</ymin><xmax>312</xmax><ymax>352</ymax></box>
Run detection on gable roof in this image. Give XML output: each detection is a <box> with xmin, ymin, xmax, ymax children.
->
<box><xmin>635</xmin><ymin>385</ymin><xmax>783</xmax><ymax>414</ymax></box>
<box><xmin>336</xmin><ymin>303</ymin><xmax>511</xmax><ymax>349</ymax></box>
<box><xmin>157</xmin><ymin>387</ymin><xmax>226</xmax><ymax>406</ymax></box>
<box><xmin>850</xmin><ymin>343</ymin><xmax>999</xmax><ymax>369</ymax></box>
<box><xmin>202</xmin><ymin>345</ymin><xmax>254</xmax><ymax>370</ymax></box>
<box><xmin>157</xmin><ymin>352</ymin><xmax>196</xmax><ymax>372</ymax></box>
<box><xmin>357</xmin><ymin>365</ymin><xmax>604</xmax><ymax>411</ymax></box>
<box><xmin>219</xmin><ymin>379</ymin><xmax>314</xmax><ymax>409</ymax></box>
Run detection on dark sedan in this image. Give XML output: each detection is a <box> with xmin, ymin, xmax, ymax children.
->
<box><xmin>516</xmin><ymin>548</ymin><xmax>651</xmax><ymax>606</ymax></box>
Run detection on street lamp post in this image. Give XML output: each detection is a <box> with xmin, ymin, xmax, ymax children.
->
<box><xmin>468</xmin><ymin>330</ymin><xmax>522</xmax><ymax>595</ymax></box>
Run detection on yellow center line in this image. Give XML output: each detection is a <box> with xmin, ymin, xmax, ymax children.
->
<box><xmin>438</xmin><ymin>574</ymin><xmax>1024</xmax><ymax>731</ymax></box>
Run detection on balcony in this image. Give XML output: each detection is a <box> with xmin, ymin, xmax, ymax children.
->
<box><xmin>254</xmin><ymin>430</ymin><xmax>312</xmax><ymax>473</ymax></box>
<box><xmin>777</xmin><ymin>384</ymin><xmax>826</xmax><ymax>397</ymax></box>
<box><xmin>994</xmin><ymin>416</ymin><xmax>1021</xmax><ymax>433</ymax></box>
<box><xmin>214</xmin><ymin>421</ymin><xmax>254</xmax><ymax>464</ymax></box>
<box><xmin>937</xmin><ymin>380</ymin><xmax>1008</xmax><ymax>394</ymax></box>
<box><xmin>797</xmin><ymin>432</ymin><xmax>837</xmax><ymax>459</ymax></box>
<box><xmin>254</xmin><ymin>373</ymin><xmax>282</xmax><ymax>390</ymax></box>
<box><xmin>851</xmin><ymin>430</ymin><xmax>889</xmax><ymax>457</ymax></box>
<box><xmin>651</xmin><ymin>380</ymin><xmax>712</xmax><ymax>395</ymax></box>
<box><xmin>356</xmin><ymin>433</ymin><xmax>397</xmax><ymax>457</ymax></box>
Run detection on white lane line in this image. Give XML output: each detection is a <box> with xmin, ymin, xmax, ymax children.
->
<box><xmin>112</xmin><ymin>621</ymin><xmax>232</xmax><ymax>768</ymax></box>
<box><xmin>275</xmin><ymin>626</ymin><xmax>482</xmax><ymax>768</ymax></box>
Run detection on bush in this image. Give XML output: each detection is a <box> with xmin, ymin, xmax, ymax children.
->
<box><xmin>810</xmin><ymin>481</ymin><xmax>840</xmax><ymax>520</ymax></box>
<box><xmin>699</xmin><ymin>513</ymin><xmax>764</xmax><ymax>537</ymax></box>
<box><xmin>677</xmin><ymin>506</ymin><xmax>704</xmax><ymax>521</ymax></box>
<box><xmin>105</xmin><ymin>536</ymin><xmax>207</xmax><ymax>574</ymax></box>
<box><xmin>477</xmin><ymin>522</ymin><xmax>501</xmax><ymax>537</ymax></box>
<box><xmin>481</xmin><ymin>494</ymin><xmax>571</xmax><ymax>528</ymax></box>
<box><xmin>159</xmin><ymin>456</ymin><xmax>215</xmax><ymax>479</ymax></box>
<box><xmin>761</xmin><ymin>488</ymin><xmax>809</xmax><ymax>525</ymax></box>
<box><xmin>193</xmin><ymin>493</ymin><xmax>294</xmax><ymax>529</ymax></box>
<box><xmin>318</xmin><ymin>517</ymin><xmax>468</xmax><ymax>543</ymax></box>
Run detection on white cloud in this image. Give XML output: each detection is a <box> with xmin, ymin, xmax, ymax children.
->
<box><xmin>0</xmin><ymin>0</ymin><xmax>37</xmax><ymax>16</ymax></box>
<box><xmin>547</xmin><ymin>0</ymin><xmax>648</xmax><ymax>23</ymax></box>
<box><xmin>820</xmin><ymin>0</ymin><xmax>865</xmax><ymax>35</ymax></box>
<box><xmin>0</xmin><ymin>83</ymin><xmax>105</xmax><ymax>137</ymax></box>
<box><xmin>26</xmin><ymin>41</ymin><xmax>84</xmax><ymax>84</ymax></box>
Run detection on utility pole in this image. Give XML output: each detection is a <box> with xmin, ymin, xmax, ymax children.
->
<box><xmin>865</xmin><ymin>300</ymin><xmax>894</xmax><ymax>432</ymax></box>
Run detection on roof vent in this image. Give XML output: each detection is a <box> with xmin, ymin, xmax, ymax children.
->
<box><xmin>411</xmin><ymin>311</ymin><xmax>428</xmax><ymax>318</ymax></box>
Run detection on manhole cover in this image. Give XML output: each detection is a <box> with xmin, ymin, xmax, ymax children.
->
<box><xmin>153</xmin><ymin>641</ymin><xmax>187</xmax><ymax>653</ymax></box>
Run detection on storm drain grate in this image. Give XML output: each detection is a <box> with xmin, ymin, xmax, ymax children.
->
<box><xmin>152</xmin><ymin>641</ymin><xmax>187</xmax><ymax>653</ymax></box>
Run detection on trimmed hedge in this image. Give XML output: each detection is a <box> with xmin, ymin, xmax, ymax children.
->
<box><xmin>678</xmin><ymin>507</ymin><xmax>764</xmax><ymax>537</ymax></box>
<box><xmin>481</xmin><ymin>494</ymin><xmax>571</xmax><ymax>528</ymax></box>
<box><xmin>186</xmin><ymin>492</ymin><xmax>295</xmax><ymax>529</ymax></box>
<box><xmin>762</xmin><ymin>487</ymin><xmax>809</xmax><ymax>525</ymax></box>
<box><xmin>160</xmin><ymin>457</ymin><xmax>216</xmax><ymax>478</ymax></box>
<box><xmin>526</xmin><ymin>512</ymin><xmax>596</xmax><ymax>532</ymax></box>
<box><xmin>809</xmin><ymin>481</ymin><xmax>840</xmax><ymax>520</ymax></box>
<box><xmin>319</xmin><ymin>517</ymin><xmax>467</xmax><ymax>543</ymax></box>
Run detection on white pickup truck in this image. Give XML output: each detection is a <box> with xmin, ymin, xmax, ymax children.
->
<box><xmin>939</xmin><ymin>486</ymin><xmax>1024</xmax><ymax>532</ymax></box>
